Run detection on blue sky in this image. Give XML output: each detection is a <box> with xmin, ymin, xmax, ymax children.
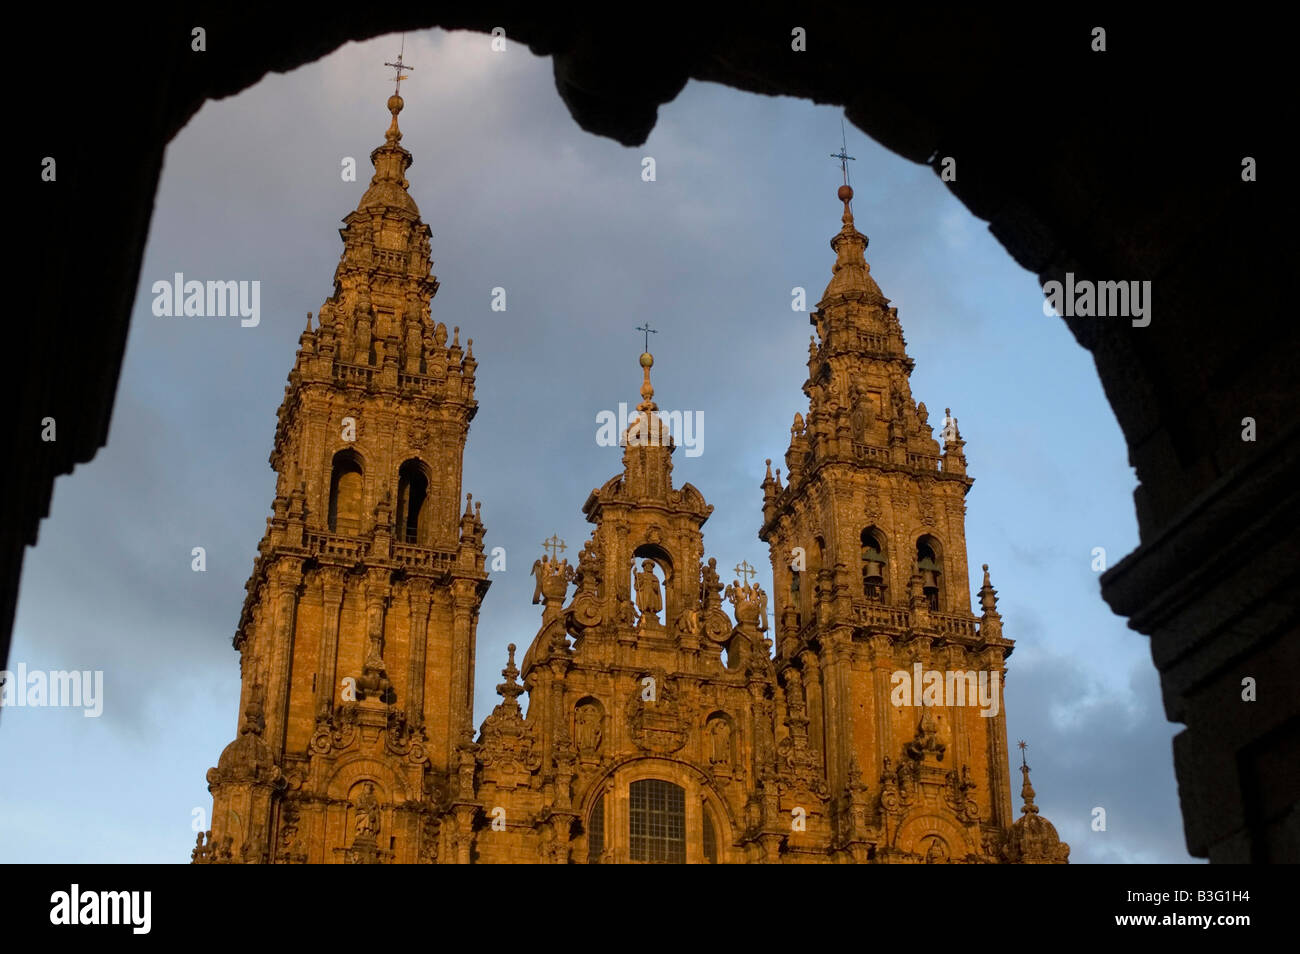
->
<box><xmin>0</xmin><ymin>29</ymin><xmax>1192</xmax><ymax>863</ymax></box>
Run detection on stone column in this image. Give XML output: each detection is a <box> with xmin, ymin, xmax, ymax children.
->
<box><xmin>801</xmin><ymin>650</ymin><xmax>825</xmax><ymax>765</ymax></box>
<box><xmin>820</xmin><ymin>631</ymin><xmax>855</xmax><ymax>794</ymax></box>
<box><xmin>405</xmin><ymin>578</ymin><xmax>433</xmax><ymax>722</ymax></box>
<box><xmin>447</xmin><ymin>578</ymin><xmax>478</xmax><ymax>768</ymax></box>
<box><xmin>870</xmin><ymin>634</ymin><xmax>895</xmax><ymax>774</ymax></box>
<box><xmin>987</xmin><ymin>655</ymin><xmax>1013</xmax><ymax>829</ymax></box>
<box><xmin>315</xmin><ymin>567</ymin><xmax>346</xmax><ymax>720</ymax></box>
<box><xmin>265</xmin><ymin>560</ymin><xmax>304</xmax><ymax>754</ymax></box>
<box><xmin>453</xmin><ymin>804</ymin><xmax>477</xmax><ymax>865</ymax></box>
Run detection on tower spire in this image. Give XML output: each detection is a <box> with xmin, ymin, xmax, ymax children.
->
<box><xmin>382</xmin><ymin>42</ymin><xmax>413</xmax><ymax>144</ymax></box>
<box><xmin>1017</xmin><ymin>740</ymin><xmax>1039</xmax><ymax>815</ymax></box>
<box><xmin>822</xmin><ymin>146</ymin><xmax>884</xmax><ymax>305</ymax></box>
<box><xmin>635</xmin><ymin>324</ymin><xmax>658</xmax><ymax>412</ymax></box>
<box><xmin>197</xmin><ymin>51</ymin><xmax>489</xmax><ymax>864</ymax></box>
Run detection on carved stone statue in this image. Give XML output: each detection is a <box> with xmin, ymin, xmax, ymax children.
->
<box><xmin>676</xmin><ymin>608</ymin><xmax>700</xmax><ymax>636</ymax></box>
<box><xmin>634</xmin><ymin>560</ymin><xmax>662</xmax><ymax>620</ymax></box>
<box><xmin>530</xmin><ymin>559</ymin><xmax>544</xmax><ymax>604</ymax></box>
<box><xmin>849</xmin><ymin>385</ymin><xmax>871</xmax><ymax>441</ymax></box>
<box><xmin>709</xmin><ymin>718</ymin><xmax>732</xmax><ymax>768</ymax></box>
<box><xmin>700</xmin><ymin>557</ymin><xmax>723</xmax><ymax>609</ymax></box>
<box><xmin>891</xmin><ymin>387</ymin><xmax>906</xmax><ymax>421</ymax></box>
<box><xmin>616</xmin><ymin>590</ymin><xmax>637</xmax><ymax>628</ymax></box>
<box><xmin>755</xmin><ymin>584</ymin><xmax>769</xmax><ymax>632</ymax></box>
<box><xmin>354</xmin><ymin>782</ymin><xmax>380</xmax><ymax>838</ymax></box>
<box><xmin>905</xmin><ymin>706</ymin><xmax>946</xmax><ymax>762</ymax></box>
<box><xmin>575</xmin><ymin>703</ymin><xmax>602</xmax><ymax>756</ymax></box>
<box><xmin>725</xmin><ymin>580</ymin><xmax>761</xmax><ymax>626</ymax></box>
<box><xmin>575</xmin><ymin>538</ymin><xmax>603</xmax><ymax>593</ymax></box>
<box><xmin>923</xmin><ymin>836</ymin><xmax>948</xmax><ymax>864</ymax></box>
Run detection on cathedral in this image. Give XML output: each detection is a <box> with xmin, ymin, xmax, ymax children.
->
<box><xmin>193</xmin><ymin>79</ymin><xmax>1068</xmax><ymax>864</ymax></box>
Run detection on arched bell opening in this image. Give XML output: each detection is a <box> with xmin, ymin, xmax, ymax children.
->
<box><xmin>917</xmin><ymin>535</ymin><xmax>944</xmax><ymax>612</ymax></box>
<box><xmin>861</xmin><ymin>527</ymin><xmax>887</xmax><ymax>603</ymax></box>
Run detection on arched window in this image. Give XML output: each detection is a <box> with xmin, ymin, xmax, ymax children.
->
<box><xmin>396</xmin><ymin>459</ymin><xmax>430</xmax><ymax>545</ymax></box>
<box><xmin>587</xmin><ymin>792</ymin><xmax>605</xmax><ymax>864</ymax></box>
<box><xmin>702</xmin><ymin>805</ymin><xmax>718</xmax><ymax>864</ymax></box>
<box><xmin>327</xmin><ymin>450</ymin><xmax>363</xmax><ymax>535</ymax></box>
<box><xmin>861</xmin><ymin>528</ymin><xmax>886</xmax><ymax>603</ymax></box>
<box><xmin>629</xmin><ymin>779</ymin><xmax>685</xmax><ymax>863</ymax></box>
<box><xmin>917</xmin><ymin>536</ymin><xmax>942</xmax><ymax>611</ymax></box>
<box><xmin>807</xmin><ymin>535</ymin><xmax>825</xmax><ymax>615</ymax></box>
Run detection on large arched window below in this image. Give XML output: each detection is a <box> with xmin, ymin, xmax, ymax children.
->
<box><xmin>396</xmin><ymin>459</ymin><xmax>431</xmax><ymax>545</ymax></box>
<box><xmin>702</xmin><ymin>805</ymin><xmax>718</xmax><ymax>864</ymax></box>
<box><xmin>327</xmin><ymin>450</ymin><xmax>363</xmax><ymax>535</ymax></box>
<box><xmin>587</xmin><ymin>792</ymin><xmax>605</xmax><ymax>864</ymax></box>
<box><xmin>629</xmin><ymin>779</ymin><xmax>685</xmax><ymax>863</ymax></box>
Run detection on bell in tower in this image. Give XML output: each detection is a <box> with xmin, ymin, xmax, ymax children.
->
<box><xmin>860</xmin><ymin>529</ymin><xmax>886</xmax><ymax>603</ymax></box>
<box><xmin>917</xmin><ymin>539</ymin><xmax>941</xmax><ymax>611</ymax></box>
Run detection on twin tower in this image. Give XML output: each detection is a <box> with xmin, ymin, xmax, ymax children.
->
<box><xmin>193</xmin><ymin>90</ymin><xmax>1067</xmax><ymax>864</ymax></box>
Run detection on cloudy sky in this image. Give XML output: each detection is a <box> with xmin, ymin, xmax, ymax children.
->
<box><xmin>1</xmin><ymin>29</ymin><xmax>1192</xmax><ymax>863</ymax></box>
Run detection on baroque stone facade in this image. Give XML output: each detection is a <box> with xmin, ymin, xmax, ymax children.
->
<box><xmin>195</xmin><ymin>92</ymin><xmax>1066</xmax><ymax>864</ymax></box>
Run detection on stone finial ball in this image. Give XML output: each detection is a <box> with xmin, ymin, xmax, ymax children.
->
<box><xmin>838</xmin><ymin>184</ymin><xmax>854</xmax><ymax>202</ymax></box>
<box><xmin>388</xmin><ymin>94</ymin><xmax>404</xmax><ymax>113</ymax></box>
<box><xmin>640</xmin><ymin>352</ymin><xmax>654</xmax><ymax>368</ymax></box>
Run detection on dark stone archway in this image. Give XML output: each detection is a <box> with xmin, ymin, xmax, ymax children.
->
<box><xmin>12</xmin><ymin>9</ymin><xmax>1295</xmax><ymax>862</ymax></box>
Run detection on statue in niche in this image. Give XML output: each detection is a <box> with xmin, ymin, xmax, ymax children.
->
<box><xmin>575</xmin><ymin>703</ymin><xmax>602</xmax><ymax>756</ymax></box>
<box><xmin>708</xmin><ymin>718</ymin><xmax>732</xmax><ymax>768</ymax></box>
<box><xmin>891</xmin><ymin>387</ymin><xmax>907</xmax><ymax>423</ymax></box>
<box><xmin>634</xmin><ymin>560</ymin><xmax>663</xmax><ymax>621</ymax></box>
<box><xmin>922</xmin><ymin>836</ymin><xmax>949</xmax><ymax>864</ymax></box>
<box><xmin>755</xmin><ymin>584</ymin><xmax>769</xmax><ymax>632</ymax></box>
<box><xmin>849</xmin><ymin>385</ymin><xmax>871</xmax><ymax>441</ymax></box>
<box><xmin>616</xmin><ymin>590</ymin><xmax>637</xmax><ymax>628</ymax></box>
<box><xmin>354</xmin><ymin>782</ymin><xmax>380</xmax><ymax>839</ymax></box>
<box><xmin>897</xmin><ymin>758</ymin><xmax>917</xmax><ymax>794</ymax></box>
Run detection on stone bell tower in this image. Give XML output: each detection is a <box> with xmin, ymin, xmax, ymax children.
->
<box><xmin>758</xmin><ymin>181</ymin><xmax>1066</xmax><ymax>863</ymax></box>
<box><xmin>194</xmin><ymin>77</ymin><xmax>489</xmax><ymax>864</ymax></box>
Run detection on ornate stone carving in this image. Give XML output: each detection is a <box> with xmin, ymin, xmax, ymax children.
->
<box><xmin>625</xmin><ymin>674</ymin><xmax>688</xmax><ymax>753</ymax></box>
